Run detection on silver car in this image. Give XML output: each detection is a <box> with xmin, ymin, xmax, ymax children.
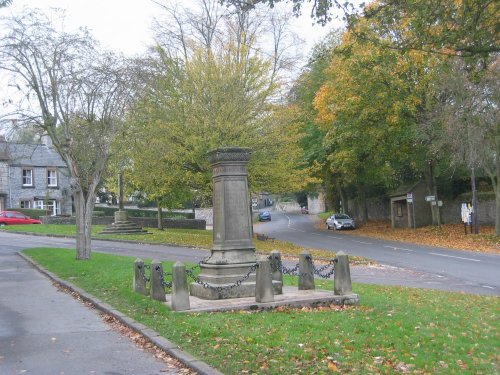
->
<box><xmin>326</xmin><ymin>213</ymin><xmax>355</xmax><ymax>230</ymax></box>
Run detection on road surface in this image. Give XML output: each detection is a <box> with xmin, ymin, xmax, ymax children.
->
<box><xmin>254</xmin><ymin>211</ymin><xmax>500</xmax><ymax>296</ymax></box>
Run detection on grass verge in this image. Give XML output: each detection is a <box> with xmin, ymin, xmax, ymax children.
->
<box><xmin>2</xmin><ymin>224</ymin><xmax>367</xmax><ymax>263</ymax></box>
<box><xmin>23</xmin><ymin>247</ymin><xmax>499</xmax><ymax>374</ymax></box>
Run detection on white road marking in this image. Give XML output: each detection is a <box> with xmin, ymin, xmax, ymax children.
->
<box><xmin>429</xmin><ymin>252</ymin><xmax>480</xmax><ymax>262</ymax></box>
<box><xmin>384</xmin><ymin>245</ymin><xmax>415</xmax><ymax>252</ymax></box>
<box><xmin>481</xmin><ymin>285</ymin><xmax>494</xmax><ymax>289</ymax></box>
<box><xmin>352</xmin><ymin>240</ymin><xmax>373</xmax><ymax>245</ymax></box>
<box><xmin>328</xmin><ymin>236</ymin><xmax>342</xmax><ymax>239</ymax></box>
<box><xmin>311</xmin><ymin>233</ymin><xmax>322</xmax><ymax>236</ymax></box>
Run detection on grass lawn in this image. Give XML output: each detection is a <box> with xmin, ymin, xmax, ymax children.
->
<box><xmin>2</xmin><ymin>224</ymin><xmax>360</xmax><ymax>261</ymax></box>
<box><xmin>23</xmin><ymin>247</ymin><xmax>499</xmax><ymax>374</ymax></box>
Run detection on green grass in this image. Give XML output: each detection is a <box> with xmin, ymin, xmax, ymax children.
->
<box><xmin>23</xmin><ymin>247</ymin><xmax>499</xmax><ymax>374</ymax></box>
<box><xmin>3</xmin><ymin>224</ymin><xmax>359</xmax><ymax>261</ymax></box>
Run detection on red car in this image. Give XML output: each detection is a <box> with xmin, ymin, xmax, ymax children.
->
<box><xmin>0</xmin><ymin>211</ymin><xmax>42</xmax><ymax>226</ymax></box>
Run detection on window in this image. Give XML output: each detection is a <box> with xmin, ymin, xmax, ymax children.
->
<box><xmin>47</xmin><ymin>169</ymin><xmax>58</xmax><ymax>187</ymax></box>
<box><xmin>20</xmin><ymin>200</ymin><xmax>32</xmax><ymax>208</ymax></box>
<box><xmin>396</xmin><ymin>203</ymin><xmax>403</xmax><ymax>217</ymax></box>
<box><xmin>22</xmin><ymin>169</ymin><xmax>33</xmax><ymax>186</ymax></box>
<box><xmin>34</xmin><ymin>199</ymin><xmax>60</xmax><ymax>216</ymax></box>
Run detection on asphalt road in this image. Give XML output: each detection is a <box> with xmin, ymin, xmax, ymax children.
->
<box><xmin>254</xmin><ymin>211</ymin><xmax>500</xmax><ymax>296</ymax></box>
<box><xmin>0</xmin><ymin>233</ymin><xmax>182</xmax><ymax>374</ymax></box>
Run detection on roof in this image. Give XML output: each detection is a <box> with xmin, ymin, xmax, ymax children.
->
<box><xmin>389</xmin><ymin>181</ymin><xmax>424</xmax><ymax>197</ymax></box>
<box><xmin>0</xmin><ymin>141</ymin><xmax>67</xmax><ymax>167</ymax></box>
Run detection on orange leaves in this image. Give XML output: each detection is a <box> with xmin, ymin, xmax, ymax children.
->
<box><xmin>346</xmin><ymin>221</ymin><xmax>499</xmax><ymax>254</ymax></box>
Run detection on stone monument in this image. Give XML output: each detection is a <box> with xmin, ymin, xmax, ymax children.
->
<box><xmin>190</xmin><ymin>147</ymin><xmax>262</xmax><ymax>299</ymax></box>
<box><xmin>99</xmin><ymin>173</ymin><xmax>147</xmax><ymax>235</ymax></box>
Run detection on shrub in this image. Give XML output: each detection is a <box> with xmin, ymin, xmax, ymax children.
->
<box><xmin>93</xmin><ymin>206</ymin><xmax>193</xmax><ymax>219</ymax></box>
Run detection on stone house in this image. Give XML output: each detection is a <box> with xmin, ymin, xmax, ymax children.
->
<box><xmin>0</xmin><ymin>141</ymin><xmax>72</xmax><ymax>215</ymax></box>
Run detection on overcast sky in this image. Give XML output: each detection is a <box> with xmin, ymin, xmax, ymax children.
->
<box><xmin>3</xmin><ymin>0</ymin><xmax>340</xmax><ymax>58</ymax></box>
<box><xmin>0</xmin><ymin>0</ymin><xmax>348</xmax><ymax>124</ymax></box>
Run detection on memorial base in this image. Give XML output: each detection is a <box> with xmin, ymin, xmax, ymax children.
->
<box><xmin>190</xmin><ymin>262</ymin><xmax>282</xmax><ymax>300</ymax></box>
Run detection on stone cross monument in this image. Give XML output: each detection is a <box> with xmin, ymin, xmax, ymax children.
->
<box><xmin>190</xmin><ymin>147</ymin><xmax>257</xmax><ymax>299</ymax></box>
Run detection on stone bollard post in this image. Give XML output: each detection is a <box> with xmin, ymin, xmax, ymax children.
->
<box><xmin>269</xmin><ymin>250</ymin><xmax>283</xmax><ymax>294</ymax></box>
<box><xmin>133</xmin><ymin>258</ymin><xmax>148</xmax><ymax>295</ymax></box>
<box><xmin>298</xmin><ymin>249</ymin><xmax>315</xmax><ymax>290</ymax></box>
<box><xmin>171</xmin><ymin>262</ymin><xmax>190</xmax><ymax>311</ymax></box>
<box><xmin>150</xmin><ymin>260</ymin><xmax>166</xmax><ymax>302</ymax></box>
<box><xmin>255</xmin><ymin>257</ymin><xmax>274</xmax><ymax>303</ymax></box>
<box><xmin>334</xmin><ymin>251</ymin><xmax>353</xmax><ymax>295</ymax></box>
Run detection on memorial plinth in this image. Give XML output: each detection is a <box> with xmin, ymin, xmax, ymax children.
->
<box><xmin>190</xmin><ymin>147</ymin><xmax>258</xmax><ymax>299</ymax></box>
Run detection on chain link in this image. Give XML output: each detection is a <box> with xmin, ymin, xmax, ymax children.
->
<box><xmin>269</xmin><ymin>256</ymin><xmax>337</xmax><ymax>279</ymax></box>
<box><xmin>309</xmin><ymin>258</ymin><xmax>338</xmax><ymax>279</ymax></box>
<box><xmin>186</xmin><ymin>263</ymin><xmax>259</xmax><ymax>298</ymax></box>
<box><xmin>137</xmin><ymin>263</ymin><xmax>150</xmax><ymax>282</ymax></box>
<box><xmin>154</xmin><ymin>265</ymin><xmax>172</xmax><ymax>288</ymax></box>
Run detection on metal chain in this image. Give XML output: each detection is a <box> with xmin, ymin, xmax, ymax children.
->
<box><xmin>308</xmin><ymin>257</ymin><xmax>338</xmax><ymax>279</ymax></box>
<box><xmin>137</xmin><ymin>263</ymin><xmax>150</xmax><ymax>282</ymax></box>
<box><xmin>185</xmin><ymin>263</ymin><xmax>259</xmax><ymax>298</ymax></box>
<box><xmin>154</xmin><ymin>265</ymin><xmax>172</xmax><ymax>288</ymax></box>
<box><xmin>269</xmin><ymin>256</ymin><xmax>337</xmax><ymax>279</ymax></box>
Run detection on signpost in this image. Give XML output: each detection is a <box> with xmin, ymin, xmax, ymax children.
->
<box><xmin>425</xmin><ymin>195</ymin><xmax>436</xmax><ymax>202</ymax></box>
<box><xmin>407</xmin><ymin>193</ymin><xmax>416</xmax><ymax>230</ymax></box>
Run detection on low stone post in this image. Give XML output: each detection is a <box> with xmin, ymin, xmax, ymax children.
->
<box><xmin>298</xmin><ymin>249</ymin><xmax>315</xmax><ymax>290</ymax></box>
<box><xmin>171</xmin><ymin>262</ymin><xmax>190</xmax><ymax>311</ymax></box>
<box><xmin>334</xmin><ymin>251</ymin><xmax>353</xmax><ymax>295</ymax></box>
<box><xmin>150</xmin><ymin>260</ymin><xmax>166</xmax><ymax>302</ymax></box>
<box><xmin>255</xmin><ymin>257</ymin><xmax>274</xmax><ymax>303</ymax></box>
<box><xmin>133</xmin><ymin>258</ymin><xmax>148</xmax><ymax>295</ymax></box>
<box><xmin>269</xmin><ymin>250</ymin><xmax>283</xmax><ymax>294</ymax></box>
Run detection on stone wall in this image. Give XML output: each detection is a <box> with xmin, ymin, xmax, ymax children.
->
<box><xmin>348</xmin><ymin>197</ymin><xmax>391</xmax><ymax>221</ymax></box>
<box><xmin>307</xmin><ymin>192</ymin><xmax>326</xmax><ymax>215</ymax></box>
<box><xmin>42</xmin><ymin>216</ymin><xmax>206</xmax><ymax>230</ymax></box>
<box><xmin>348</xmin><ymin>195</ymin><xmax>496</xmax><ymax>226</ymax></box>
<box><xmin>440</xmin><ymin>199</ymin><xmax>496</xmax><ymax>225</ymax></box>
<box><xmin>274</xmin><ymin>201</ymin><xmax>302</xmax><ymax>213</ymax></box>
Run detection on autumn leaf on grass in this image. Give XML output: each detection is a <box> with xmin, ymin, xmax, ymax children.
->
<box><xmin>328</xmin><ymin>361</ymin><xmax>339</xmax><ymax>372</ymax></box>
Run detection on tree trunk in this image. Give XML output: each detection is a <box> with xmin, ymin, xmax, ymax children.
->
<box><xmin>339</xmin><ymin>185</ymin><xmax>348</xmax><ymax>214</ymax></box>
<box><xmin>471</xmin><ymin>167</ymin><xmax>479</xmax><ymax>234</ymax></box>
<box><xmin>427</xmin><ymin>160</ymin><xmax>441</xmax><ymax>227</ymax></box>
<box><xmin>73</xmin><ymin>177</ymin><xmax>98</xmax><ymax>260</ymax></box>
<box><xmin>74</xmin><ymin>190</ymin><xmax>95</xmax><ymax>260</ymax></box>
<box><xmin>157</xmin><ymin>203</ymin><xmax>164</xmax><ymax>230</ymax></box>
<box><xmin>495</xmin><ymin>136</ymin><xmax>500</xmax><ymax>235</ymax></box>
<box><xmin>357</xmin><ymin>184</ymin><xmax>368</xmax><ymax>223</ymax></box>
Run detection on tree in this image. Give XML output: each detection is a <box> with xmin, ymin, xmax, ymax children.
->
<box><xmin>118</xmin><ymin>0</ymin><xmax>306</xmax><ymax>207</ymax></box>
<box><xmin>311</xmin><ymin>22</ymin><xmax>444</xmax><ymax>220</ymax></box>
<box><xmin>0</xmin><ymin>10</ymin><xmax>134</xmax><ymax>259</ymax></box>
<box><xmin>429</xmin><ymin>57</ymin><xmax>500</xmax><ymax>234</ymax></box>
<box><xmin>221</xmin><ymin>0</ymin><xmax>499</xmax><ymax>58</ymax></box>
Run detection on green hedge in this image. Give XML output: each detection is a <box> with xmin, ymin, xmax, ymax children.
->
<box><xmin>7</xmin><ymin>208</ymin><xmax>48</xmax><ymax>219</ymax></box>
<box><xmin>93</xmin><ymin>206</ymin><xmax>194</xmax><ymax>219</ymax></box>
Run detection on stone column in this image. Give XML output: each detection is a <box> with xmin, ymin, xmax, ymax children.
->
<box><xmin>133</xmin><ymin>258</ymin><xmax>148</xmax><ymax>295</ymax></box>
<box><xmin>190</xmin><ymin>147</ymin><xmax>257</xmax><ymax>299</ymax></box>
<box><xmin>334</xmin><ymin>251</ymin><xmax>353</xmax><ymax>295</ymax></box>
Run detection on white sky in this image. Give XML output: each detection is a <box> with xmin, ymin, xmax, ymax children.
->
<box><xmin>3</xmin><ymin>0</ymin><xmax>340</xmax><ymax>59</ymax></box>
<box><xmin>0</xmin><ymin>0</ymin><xmax>349</xmax><ymax>124</ymax></box>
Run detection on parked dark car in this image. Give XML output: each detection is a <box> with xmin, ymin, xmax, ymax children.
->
<box><xmin>258</xmin><ymin>211</ymin><xmax>272</xmax><ymax>222</ymax></box>
<box><xmin>326</xmin><ymin>213</ymin><xmax>355</xmax><ymax>230</ymax></box>
<box><xmin>0</xmin><ymin>211</ymin><xmax>42</xmax><ymax>226</ymax></box>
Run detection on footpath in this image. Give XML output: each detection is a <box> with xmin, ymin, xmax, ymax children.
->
<box><xmin>0</xmin><ymin>237</ymin><xmax>220</xmax><ymax>375</ymax></box>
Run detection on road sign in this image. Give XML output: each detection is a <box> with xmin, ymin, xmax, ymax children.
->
<box><xmin>425</xmin><ymin>195</ymin><xmax>435</xmax><ymax>202</ymax></box>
